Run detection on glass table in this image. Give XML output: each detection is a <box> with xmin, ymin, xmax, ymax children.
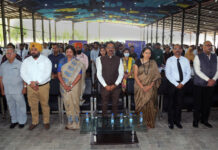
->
<box><xmin>80</xmin><ymin>114</ymin><xmax>147</xmax><ymax>145</ymax></box>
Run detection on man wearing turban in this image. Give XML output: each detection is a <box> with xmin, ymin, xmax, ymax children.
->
<box><xmin>20</xmin><ymin>42</ymin><xmax>52</xmax><ymax>130</ymax></box>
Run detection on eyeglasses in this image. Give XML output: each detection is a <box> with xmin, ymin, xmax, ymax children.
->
<box><xmin>174</xmin><ymin>48</ymin><xmax>181</xmax><ymax>50</ymax></box>
<box><xmin>6</xmin><ymin>53</ymin><xmax>14</xmax><ymax>55</ymax></box>
<box><xmin>204</xmin><ymin>45</ymin><xmax>213</xmax><ymax>47</ymax></box>
<box><xmin>106</xmin><ymin>46</ymin><xmax>115</xmax><ymax>49</ymax></box>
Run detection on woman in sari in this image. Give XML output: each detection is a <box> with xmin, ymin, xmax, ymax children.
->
<box><xmin>58</xmin><ymin>45</ymin><xmax>84</xmax><ymax>130</ymax></box>
<box><xmin>122</xmin><ymin>48</ymin><xmax>135</xmax><ymax>92</ymax></box>
<box><xmin>134</xmin><ymin>47</ymin><xmax>161</xmax><ymax>128</ymax></box>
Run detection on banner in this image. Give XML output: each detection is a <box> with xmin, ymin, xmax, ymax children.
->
<box><xmin>125</xmin><ymin>41</ymin><xmax>146</xmax><ymax>59</ymax></box>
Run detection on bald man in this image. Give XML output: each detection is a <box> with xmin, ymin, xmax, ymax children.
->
<box><xmin>193</xmin><ymin>41</ymin><xmax>218</xmax><ymax>128</ymax></box>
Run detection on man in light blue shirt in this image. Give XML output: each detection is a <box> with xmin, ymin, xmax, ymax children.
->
<box><xmin>0</xmin><ymin>47</ymin><xmax>27</xmax><ymax>129</ymax></box>
<box><xmin>165</xmin><ymin>44</ymin><xmax>191</xmax><ymax>129</ymax></box>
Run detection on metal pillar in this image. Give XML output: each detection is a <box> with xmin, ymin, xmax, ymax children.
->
<box><xmin>32</xmin><ymin>12</ymin><xmax>36</xmax><ymax>42</ymax></box>
<box><xmin>162</xmin><ymin>18</ymin><xmax>165</xmax><ymax>46</ymax></box>
<box><xmin>196</xmin><ymin>2</ymin><xmax>201</xmax><ymax>47</ymax></box>
<box><xmin>181</xmin><ymin>9</ymin><xmax>185</xmax><ymax>48</ymax></box>
<box><xmin>41</xmin><ymin>17</ymin><xmax>44</xmax><ymax>43</ymax></box>
<box><xmin>146</xmin><ymin>26</ymin><xmax>149</xmax><ymax>43</ymax></box>
<box><xmin>214</xmin><ymin>32</ymin><xmax>216</xmax><ymax>46</ymax></box>
<box><xmin>204</xmin><ymin>32</ymin><xmax>207</xmax><ymax>42</ymax></box>
<box><xmin>55</xmin><ymin>21</ymin><xmax>57</xmax><ymax>42</ymax></box>
<box><xmin>1</xmin><ymin>0</ymin><xmax>7</xmax><ymax>47</ymax></box>
<box><xmin>19</xmin><ymin>7</ymin><xmax>24</xmax><ymax>43</ymax></box>
<box><xmin>99</xmin><ymin>22</ymin><xmax>101</xmax><ymax>41</ymax></box>
<box><xmin>156</xmin><ymin>21</ymin><xmax>158</xmax><ymax>43</ymax></box>
<box><xmin>86</xmin><ymin>22</ymin><xmax>88</xmax><ymax>42</ymax></box>
<box><xmin>72</xmin><ymin>21</ymin><xmax>74</xmax><ymax>40</ymax></box>
<box><xmin>49</xmin><ymin>20</ymin><xmax>51</xmax><ymax>42</ymax></box>
<box><xmin>7</xmin><ymin>18</ymin><xmax>11</xmax><ymax>43</ymax></box>
<box><xmin>143</xmin><ymin>26</ymin><xmax>145</xmax><ymax>42</ymax></box>
<box><xmin>151</xmin><ymin>24</ymin><xmax>153</xmax><ymax>44</ymax></box>
<box><xmin>170</xmin><ymin>14</ymin><xmax>173</xmax><ymax>45</ymax></box>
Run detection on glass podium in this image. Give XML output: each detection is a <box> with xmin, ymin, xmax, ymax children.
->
<box><xmin>80</xmin><ymin>113</ymin><xmax>147</xmax><ymax>145</ymax></box>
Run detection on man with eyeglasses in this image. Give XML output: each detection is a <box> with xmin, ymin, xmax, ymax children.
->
<box><xmin>193</xmin><ymin>41</ymin><xmax>218</xmax><ymax>128</ymax></box>
<box><xmin>0</xmin><ymin>47</ymin><xmax>27</xmax><ymax>129</ymax></box>
<box><xmin>165</xmin><ymin>44</ymin><xmax>191</xmax><ymax>129</ymax></box>
<box><xmin>96</xmin><ymin>41</ymin><xmax>124</xmax><ymax>116</ymax></box>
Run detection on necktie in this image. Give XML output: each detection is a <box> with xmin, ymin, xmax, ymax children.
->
<box><xmin>177</xmin><ymin>58</ymin><xmax>183</xmax><ymax>82</ymax></box>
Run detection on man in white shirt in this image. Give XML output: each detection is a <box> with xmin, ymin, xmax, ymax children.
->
<box><xmin>20</xmin><ymin>42</ymin><xmax>52</xmax><ymax>130</ymax></box>
<box><xmin>16</xmin><ymin>43</ymin><xmax>28</xmax><ymax>61</ymax></box>
<box><xmin>41</xmin><ymin>43</ymin><xmax>52</xmax><ymax>57</ymax></box>
<box><xmin>193</xmin><ymin>41</ymin><xmax>218</xmax><ymax>128</ymax></box>
<box><xmin>96</xmin><ymin>42</ymin><xmax>124</xmax><ymax>116</ymax></box>
<box><xmin>90</xmin><ymin>42</ymin><xmax>100</xmax><ymax>87</ymax></box>
<box><xmin>165</xmin><ymin>44</ymin><xmax>191</xmax><ymax>129</ymax></box>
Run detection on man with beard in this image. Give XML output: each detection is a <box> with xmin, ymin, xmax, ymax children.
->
<box><xmin>165</xmin><ymin>44</ymin><xmax>191</xmax><ymax>129</ymax></box>
<box><xmin>193</xmin><ymin>41</ymin><xmax>218</xmax><ymax>128</ymax></box>
<box><xmin>96</xmin><ymin>41</ymin><xmax>124</xmax><ymax>116</ymax></box>
<box><xmin>75</xmin><ymin>43</ymin><xmax>89</xmax><ymax>70</ymax></box>
<box><xmin>75</xmin><ymin>43</ymin><xmax>88</xmax><ymax>104</ymax></box>
<box><xmin>20</xmin><ymin>42</ymin><xmax>52</xmax><ymax>130</ymax></box>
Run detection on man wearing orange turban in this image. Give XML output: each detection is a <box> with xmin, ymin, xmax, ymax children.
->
<box><xmin>20</xmin><ymin>42</ymin><xmax>52</xmax><ymax>130</ymax></box>
<box><xmin>29</xmin><ymin>42</ymin><xmax>43</xmax><ymax>52</ymax></box>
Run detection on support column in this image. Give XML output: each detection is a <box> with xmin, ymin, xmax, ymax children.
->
<box><xmin>146</xmin><ymin>26</ymin><xmax>149</xmax><ymax>43</ymax></box>
<box><xmin>19</xmin><ymin>7</ymin><xmax>24</xmax><ymax>43</ymax></box>
<box><xmin>32</xmin><ymin>12</ymin><xmax>36</xmax><ymax>42</ymax></box>
<box><xmin>162</xmin><ymin>18</ymin><xmax>165</xmax><ymax>46</ymax></box>
<box><xmin>7</xmin><ymin>18</ymin><xmax>11</xmax><ymax>43</ymax></box>
<box><xmin>214</xmin><ymin>31</ymin><xmax>216</xmax><ymax>47</ymax></box>
<box><xmin>86</xmin><ymin>22</ymin><xmax>89</xmax><ymax>42</ymax></box>
<box><xmin>181</xmin><ymin>9</ymin><xmax>185</xmax><ymax>48</ymax></box>
<box><xmin>72</xmin><ymin>21</ymin><xmax>74</xmax><ymax>40</ymax></box>
<box><xmin>143</xmin><ymin>26</ymin><xmax>145</xmax><ymax>42</ymax></box>
<box><xmin>170</xmin><ymin>14</ymin><xmax>173</xmax><ymax>45</ymax></box>
<box><xmin>196</xmin><ymin>2</ymin><xmax>201</xmax><ymax>47</ymax></box>
<box><xmin>55</xmin><ymin>21</ymin><xmax>57</xmax><ymax>42</ymax></box>
<box><xmin>151</xmin><ymin>24</ymin><xmax>153</xmax><ymax>44</ymax></box>
<box><xmin>204</xmin><ymin>31</ymin><xmax>207</xmax><ymax>42</ymax></box>
<box><xmin>49</xmin><ymin>20</ymin><xmax>51</xmax><ymax>42</ymax></box>
<box><xmin>1</xmin><ymin>0</ymin><xmax>7</xmax><ymax>47</ymax></box>
<box><xmin>99</xmin><ymin>22</ymin><xmax>101</xmax><ymax>41</ymax></box>
<box><xmin>156</xmin><ymin>21</ymin><xmax>158</xmax><ymax>43</ymax></box>
<box><xmin>41</xmin><ymin>17</ymin><xmax>44</xmax><ymax>43</ymax></box>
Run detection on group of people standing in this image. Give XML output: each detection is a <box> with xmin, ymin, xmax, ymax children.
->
<box><xmin>0</xmin><ymin>40</ymin><xmax>217</xmax><ymax>131</ymax></box>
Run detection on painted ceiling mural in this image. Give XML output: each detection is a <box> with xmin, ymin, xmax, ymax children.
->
<box><xmin>9</xmin><ymin>0</ymin><xmax>199</xmax><ymax>26</ymax></box>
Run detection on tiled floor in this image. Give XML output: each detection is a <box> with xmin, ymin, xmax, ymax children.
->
<box><xmin>0</xmin><ymin>111</ymin><xmax>218</xmax><ymax>150</ymax></box>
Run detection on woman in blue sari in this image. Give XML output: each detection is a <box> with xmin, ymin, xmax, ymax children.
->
<box><xmin>58</xmin><ymin>45</ymin><xmax>85</xmax><ymax>130</ymax></box>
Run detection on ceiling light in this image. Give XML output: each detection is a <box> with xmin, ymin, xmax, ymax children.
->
<box><xmin>209</xmin><ymin>11</ymin><xmax>212</xmax><ymax>13</ymax></box>
<box><xmin>45</xmin><ymin>3</ymin><xmax>48</xmax><ymax>7</ymax></box>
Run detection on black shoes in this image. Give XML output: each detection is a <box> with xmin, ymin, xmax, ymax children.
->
<box><xmin>201</xmin><ymin>121</ymin><xmax>213</xmax><ymax>128</ymax></box>
<box><xmin>175</xmin><ymin>123</ymin><xmax>183</xmax><ymax>129</ymax></box>
<box><xmin>10</xmin><ymin>123</ymin><xmax>25</xmax><ymax>129</ymax></box>
<box><xmin>168</xmin><ymin>122</ymin><xmax>183</xmax><ymax>129</ymax></box>
<box><xmin>19</xmin><ymin>124</ymin><xmax>25</xmax><ymax>128</ymax></box>
<box><xmin>168</xmin><ymin>123</ymin><xmax>174</xmax><ymax>129</ymax></box>
<box><xmin>193</xmin><ymin>121</ymin><xmax>199</xmax><ymax>128</ymax></box>
<box><xmin>10</xmin><ymin>123</ymin><xmax>18</xmax><ymax>129</ymax></box>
